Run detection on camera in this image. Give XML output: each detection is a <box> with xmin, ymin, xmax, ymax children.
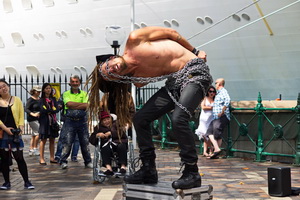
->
<box><xmin>11</xmin><ymin>128</ymin><xmax>21</xmax><ymax>143</ymax></box>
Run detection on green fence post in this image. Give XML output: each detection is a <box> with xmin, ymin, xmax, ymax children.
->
<box><xmin>161</xmin><ymin>114</ymin><xmax>167</xmax><ymax>149</ymax></box>
<box><xmin>226</xmin><ymin>112</ymin><xmax>234</xmax><ymax>157</ymax></box>
<box><xmin>255</xmin><ymin>92</ymin><xmax>266</xmax><ymax>161</ymax></box>
<box><xmin>295</xmin><ymin>93</ymin><xmax>300</xmax><ymax>166</ymax></box>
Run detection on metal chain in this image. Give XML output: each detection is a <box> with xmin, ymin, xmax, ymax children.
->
<box><xmin>99</xmin><ymin>58</ymin><xmax>213</xmax><ymax>117</ymax></box>
<box><xmin>100</xmin><ymin>58</ymin><xmax>175</xmax><ymax>84</ymax></box>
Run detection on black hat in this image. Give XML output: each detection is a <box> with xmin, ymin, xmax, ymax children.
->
<box><xmin>96</xmin><ymin>54</ymin><xmax>114</xmax><ymax>64</ymax></box>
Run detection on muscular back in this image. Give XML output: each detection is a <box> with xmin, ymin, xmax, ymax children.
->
<box><xmin>123</xmin><ymin>39</ymin><xmax>197</xmax><ymax>79</ymax></box>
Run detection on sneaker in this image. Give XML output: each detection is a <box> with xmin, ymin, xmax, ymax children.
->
<box><xmin>104</xmin><ymin>170</ymin><xmax>114</xmax><ymax>176</ymax></box>
<box><xmin>71</xmin><ymin>157</ymin><xmax>78</xmax><ymax>162</ymax></box>
<box><xmin>85</xmin><ymin>162</ymin><xmax>93</xmax><ymax>169</ymax></box>
<box><xmin>24</xmin><ymin>181</ymin><xmax>35</xmax><ymax>190</ymax></box>
<box><xmin>98</xmin><ymin>171</ymin><xmax>106</xmax><ymax>177</ymax></box>
<box><xmin>29</xmin><ymin>150</ymin><xmax>34</xmax><ymax>156</ymax></box>
<box><xmin>61</xmin><ymin>163</ymin><xmax>68</xmax><ymax>169</ymax></box>
<box><xmin>0</xmin><ymin>182</ymin><xmax>11</xmax><ymax>190</ymax></box>
<box><xmin>119</xmin><ymin>168</ymin><xmax>126</xmax><ymax>175</ymax></box>
<box><xmin>33</xmin><ymin>149</ymin><xmax>40</xmax><ymax>156</ymax></box>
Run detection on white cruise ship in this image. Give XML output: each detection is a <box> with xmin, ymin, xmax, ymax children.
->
<box><xmin>0</xmin><ymin>0</ymin><xmax>299</xmax><ymax>100</ymax></box>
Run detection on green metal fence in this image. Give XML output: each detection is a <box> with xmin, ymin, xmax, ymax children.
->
<box><xmin>227</xmin><ymin>92</ymin><xmax>300</xmax><ymax>165</ymax></box>
<box><xmin>147</xmin><ymin>91</ymin><xmax>300</xmax><ymax>166</ymax></box>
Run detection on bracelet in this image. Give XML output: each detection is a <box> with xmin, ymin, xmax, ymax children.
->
<box><xmin>192</xmin><ymin>48</ymin><xmax>199</xmax><ymax>55</ymax></box>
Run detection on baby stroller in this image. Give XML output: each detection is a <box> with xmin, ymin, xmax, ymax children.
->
<box><xmin>92</xmin><ymin>129</ymin><xmax>138</xmax><ymax>183</ymax></box>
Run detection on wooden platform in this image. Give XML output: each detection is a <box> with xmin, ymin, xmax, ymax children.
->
<box><xmin>123</xmin><ymin>181</ymin><xmax>213</xmax><ymax>200</ymax></box>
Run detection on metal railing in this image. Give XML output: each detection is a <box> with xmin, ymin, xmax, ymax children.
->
<box><xmin>138</xmin><ymin>87</ymin><xmax>300</xmax><ymax>165</ymax></box>
<box><xmin>227</xmin><ymin>92</ymin><xmax>300</xmax><ymax>165</ymax></box>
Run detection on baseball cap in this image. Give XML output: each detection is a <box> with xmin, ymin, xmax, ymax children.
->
<box><xmin>100</xmin><ymin>111</ymin><xmax>111</xmax><ymax>120</ymax></box>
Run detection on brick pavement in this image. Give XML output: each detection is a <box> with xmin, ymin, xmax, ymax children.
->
<box><xmin>0</xmin><ymin>135</ymin><xmax>299</xmax><ymax>200</ymax></box>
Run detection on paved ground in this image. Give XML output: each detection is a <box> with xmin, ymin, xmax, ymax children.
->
<box><xmin>0</xmin><ymin>135</ymin><xmax>299</xmax><ymax>200</ymax></box>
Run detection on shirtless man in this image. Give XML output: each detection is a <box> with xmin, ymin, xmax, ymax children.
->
<box><xmin>88</xmin><ymin>26</ymin><xmax>213</xmax><ymax>189</ymax></box>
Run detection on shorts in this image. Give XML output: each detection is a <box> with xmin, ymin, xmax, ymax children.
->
<box><xmin>206</xmin><ymin>115</ymin><xmax>229</xmax><ymax>140</ymax></box>
<box><xmin>29</xmin><ymin>120</ymin><xmax>40</xmax><ymax>136</ymax></box>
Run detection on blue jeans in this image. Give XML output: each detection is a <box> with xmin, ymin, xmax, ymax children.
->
<box><xmin>59</xmin><ymin>117</ymin><xmax>91</xmax><ymax>165</ymax></box>
<box><xmin>55</xmin><ymin>131</ymin><xmax>80</xmax><ymax>161</ymax></box>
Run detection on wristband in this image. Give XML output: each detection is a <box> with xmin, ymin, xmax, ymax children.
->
<box><xmin>192</xmin><ymin>48</ymin><xmax>199</xmax><ymax>55</ymax></box>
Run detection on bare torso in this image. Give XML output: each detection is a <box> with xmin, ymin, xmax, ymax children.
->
<box><xmin>123</xmin><ymin>39</ymin><xmax>197</xmax><ymax>79</ymax></box>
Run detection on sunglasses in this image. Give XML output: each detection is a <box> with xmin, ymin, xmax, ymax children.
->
<box><xmin>208</xmin><ymin>90</ymin><xmax>216</xmax><ymax>93</ymax></box>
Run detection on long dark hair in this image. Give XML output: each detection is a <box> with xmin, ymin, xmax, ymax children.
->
<box><xmin>206</xmin><ymin>85</ymin><xmax>216</xmax><ymax>99</ymax></box>
<box><xmin>41</xmin><ymin>83</ymin><xmax>54</xmax><ymax>98</ymax></box>
<box><xmin>87</xmin><ymin>62</ymin><xmax>132</xmax><ymax>131</ymax></box>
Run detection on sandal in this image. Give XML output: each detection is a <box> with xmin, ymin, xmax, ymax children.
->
<box><xmin>210</xmin><ymin>150</ymin><xmax>222</xmax><ymax>159</ymax></box>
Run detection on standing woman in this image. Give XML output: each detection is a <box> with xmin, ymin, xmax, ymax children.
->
<box><xmin>0</xmin><ymin>79</ymin><xmax>34</xmax><ymax>190</ymax></box>
<box><xmin>25</xmin><ymin>85</ymin><xmax>42</xmax><ymax>156</ymax></box>
<box><xmin>195</xmin><ymin>85</ymin><xmax>216</xmax><ymax>157</ymax></box>
<box><xmin>38</xmin><ymin>83</ymin><xmax>59</xmax><ymax>165</ymax></box>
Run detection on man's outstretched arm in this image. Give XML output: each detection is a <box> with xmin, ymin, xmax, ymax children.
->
<box><xmin>127</xmin><ymin>27</ymin><xmax>192</xmax><ymax>49</ymax></box>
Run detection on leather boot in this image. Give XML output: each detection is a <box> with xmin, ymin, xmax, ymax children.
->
<box><xmin>172</xmin><ymin>163</ymin><xmax>201</xmax><ymax>189</ymax></box>
<box><xmin>124</xmin><ymin>158</ymin><xmax>158</xmax><ymax>184</ymax></box>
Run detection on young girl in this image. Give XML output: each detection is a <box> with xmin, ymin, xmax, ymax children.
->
<box><xmin>38</xmin><ymin>83</ymin><xmax>59</xmax><ymax>165</ymax></box>
<box><xmin>90</xmin><ymin>111</ymin><xmax>128</xmax><ymax>176</ymax></box>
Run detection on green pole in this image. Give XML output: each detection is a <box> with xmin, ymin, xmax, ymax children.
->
<box><xmin>255</xmin><ymin>92</ymin><xmax>266</xmax><ymax>161</ymax></box>
<box><xmin>199</xmin><ymin>139</ymin><xmax>204</xmax><ymax>155</ymax></box>
<box><xmin>295</xmin><ymin>93</ymin><xmax>300</xmax><ymax>166</ymax></box>
<box><xmin>161</xmin><ymin>114</ymin><xmax>167</xmax><ymax>149</ymax></box>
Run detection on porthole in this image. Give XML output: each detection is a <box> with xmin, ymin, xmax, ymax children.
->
<box><xmin>204</xmin><ymin>16</ymin><xmax>213</xmax><ymax>24</ymax></box>
<box><xmin>196</xmin><ymin>17</ymin><xmax>204</xmax><ymax>25</ymax></box>
<box><xmin>11</xmin><ymin>32</ymin><xmax>25</xmax><ymax>46</ymax></box>
<box><xmin>242</xmin><ymin>13</ymin><xmax>250</xmax><ymax>21</ymax></box>
<box><xmin>232</xmin><ymin>14</ymin><xmax>241</xmax><ymax>21</ymax></box>
<box><xmin>171</xmin><ymin>19</ymin><xmax>179</xmax><ymax>27</ymax></box>
<box><xmin>163</xmin><ymin>20</ymin><xmax>171</xmax><ymax>27</ymax></box>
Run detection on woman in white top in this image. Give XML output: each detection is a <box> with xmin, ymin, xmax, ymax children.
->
<box><xmin>195</xmin><ymin>86</ymin><xmax>216</xmax><ymax>156</ymax></box>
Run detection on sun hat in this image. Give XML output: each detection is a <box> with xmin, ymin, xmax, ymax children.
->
<box><xmin>32</xmin><ymin>85</ymin><xmax>42</xmax><ymax>92</ymax></box>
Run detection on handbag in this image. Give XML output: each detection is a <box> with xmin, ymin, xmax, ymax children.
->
<box><xmin>51</xmin><ymin>121</ymin><xmax>60</xmax><ymax>132</ymax></box>
<box><xmin>50</xmin><ymin>120</ymin><xmax>60</xmax><ymax>138</ymax></box>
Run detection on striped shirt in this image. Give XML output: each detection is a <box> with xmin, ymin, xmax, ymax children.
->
<box><xmin>212</xmin><ymin>87</ymin><xmax>231</xmax><ymax>120</ymax></box>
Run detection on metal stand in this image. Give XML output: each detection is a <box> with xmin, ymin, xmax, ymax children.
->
<box><xmin>123</xmin><ymin>181</ymin><xmax>213</xmax><ymax>200</ymax></box>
